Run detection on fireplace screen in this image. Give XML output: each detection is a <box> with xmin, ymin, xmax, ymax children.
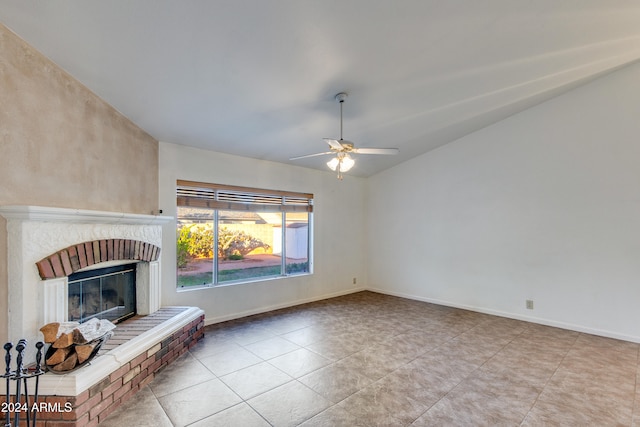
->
<box><xmin>67</xmin><ymin>264</ymin><xmax>136</xmax><ymax>324</ymax></box>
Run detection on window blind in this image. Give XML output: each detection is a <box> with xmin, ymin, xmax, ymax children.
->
<box><xmin>176</xmin><ymin>180</ymin><xmax>313</xmax><ymax>213</ymax></box>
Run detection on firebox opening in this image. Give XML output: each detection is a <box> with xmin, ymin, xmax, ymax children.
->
<box><xmin>67</xmin><ymin>263</ymin><xmax>137</xmax><ymax>324</ymax></box>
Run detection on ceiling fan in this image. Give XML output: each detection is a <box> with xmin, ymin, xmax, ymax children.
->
<box><xmin>290</xmin><ymin>92</ymin><xmax>399</xmax><ymax>179</ymax></box>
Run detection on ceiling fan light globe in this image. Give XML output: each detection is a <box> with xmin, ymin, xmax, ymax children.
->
<box><xmin>340</xmin><ymin>155</ymin><xmax>355</xmax><ymax>172</ymax></box>
<box><xmin>327</xmin><ymin>157</ymin><xmax>340</xmax><ymax>171</ymax></box>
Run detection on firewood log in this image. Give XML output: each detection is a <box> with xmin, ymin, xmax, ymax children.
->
<box><xmin>52</xmin><ymin>352</ymin><xmax>78</xmax><ymax>372</ymax></box>
<box><xmin>39</xmin><ymin>321</ymin><xmax>80</xmax><ymax>343</ymax></box>
<box><xmin>52</xmin><ymin>332</ymin><xmax>74</xmax><ymax>348</ymax></box>
<box><xmin>72</xmin><ymin>328</ymin><xmax>86</xmax><ymax>345</ymax></box>
<box><xmin>75</xmin><ymin>342</ymin><xmax>98</xmax><ymax>364</ymax></box>
<box><xmin>46</xmin><ymin>347</ymin><xmax>71</xmax><ymax>365</ymax></box>
<box><xmin>39</xmin><ymin>322</ymin><xmax>60</xmax><ymax>343</ymax></box>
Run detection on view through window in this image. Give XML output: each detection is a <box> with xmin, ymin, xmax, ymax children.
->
<box><xmin>176</xmin><ymin>181</ymin><xmax>313</xmax><ymax>288</ymax></box>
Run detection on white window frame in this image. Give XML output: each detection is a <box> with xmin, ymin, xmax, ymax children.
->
<box><xmin>176</xmin><ymin>180</ymin><xmax>313</xmax><ymax>288</ymax></box>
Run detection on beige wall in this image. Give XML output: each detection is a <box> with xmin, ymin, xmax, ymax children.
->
<box><xmin>0</xmin><ymin>24</ymin><xmax>159</xmax><ymax>343</ymax></box>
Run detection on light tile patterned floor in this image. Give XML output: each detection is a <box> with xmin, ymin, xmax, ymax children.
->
<box><xmin>101</xmin><ymin>291</ymin><xmax>640</xmax><ymax>426</ymax></box>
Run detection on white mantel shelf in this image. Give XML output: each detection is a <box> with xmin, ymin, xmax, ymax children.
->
<box><xmin>0</xmin><ymin>205</ymin><xmax>173</xmax><ymax>225</ymax></box>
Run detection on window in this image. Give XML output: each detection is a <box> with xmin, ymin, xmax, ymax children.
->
<box><xmin>176</xmin><ymin>180</ymin><xmax>313</xmax><ymax>288</ymax></box>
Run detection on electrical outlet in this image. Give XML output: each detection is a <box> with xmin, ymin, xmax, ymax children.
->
<box><xmin>526</xmin><ymin>299</ymin><xmax>534</xmax><ymax>310</ymax></box>
<box><xmin>353</xmin><ymin>277</ymin><xmax>357</xmax><ymax>285</ymax></box>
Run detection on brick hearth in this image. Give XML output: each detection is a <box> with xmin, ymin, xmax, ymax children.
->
<box><xmin>1</xmin><ymin>307</ymin><xmax>204</xmax><ymax>427</ymax></box>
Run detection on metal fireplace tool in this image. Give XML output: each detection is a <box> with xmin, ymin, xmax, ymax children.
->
<box><xmin>2</xmin><ymin>340</ymin><xmax>45</xmax><ymax>427</ymax></box>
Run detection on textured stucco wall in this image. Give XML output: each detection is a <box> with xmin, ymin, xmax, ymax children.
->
<box><xmin>0</xmin><ymin>23</ymin><xmax>159</xmax><ymax>343</ymax></box>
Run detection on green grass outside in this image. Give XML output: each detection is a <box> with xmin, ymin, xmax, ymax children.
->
<box><xmin>177</xmin><ymin>272</ymin><xmax>213</xmax><ymax>288</ymax></box>
<box><xmin>177</xmin><ymin>262</ymin><xmax>309</xmax><ymax>288</ymax></box>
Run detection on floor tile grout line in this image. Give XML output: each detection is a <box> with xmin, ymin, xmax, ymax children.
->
<box><xmin>149</xmin><ymin>352</ymin><xmax>220</xmax><ymax>400</ymax></box>
<box><xmin>516</xmin><ymin>327</ymin><xmax>580</xmax><ymax>426</ymax></box>
<box><xmin>406</xmin><ymin>326</ymin><xmax>525</xmax><ymax>426</ymax></box>
<box><xmin>182</xmin><ymin>353</ymin><xmax>283</xmax><ymax>426</ymax></box>
<box><xmin>406</xmin><ymin>319</ymin><xmax>559</xmax><ymax>426</ymax></box>
<box><xmin>311</xmin><ymin>325</ymin><xmax>495</xmax><ymax>426</ymax></box>
<box><xmin>146</xmin><ymin>382</ymin><xmax>177</xmax><ymax>426</ymax></box>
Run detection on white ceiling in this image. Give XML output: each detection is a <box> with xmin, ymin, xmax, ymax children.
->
<box><xmin>2</xmin><ymin>1</ymin><xmax>640</xmax><ymax>177</ymax></box>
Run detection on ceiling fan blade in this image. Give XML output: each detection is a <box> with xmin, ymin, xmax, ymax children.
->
<box><xmin>323</xmin><ymin>138</ymin><xmax>345</xmax><ymax>151</ymax></box>
<box><xmin>352</xmin><ymin>147</ymin><xmax>399</xmax><ymax>155</ymax></box>
<box><xmin>289</xmin><ymin>151</ymin><xmax>333</xmax><ymax>160</ymax></box>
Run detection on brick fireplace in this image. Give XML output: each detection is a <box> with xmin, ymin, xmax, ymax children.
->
<box><xmin>0</xmin><ymin>205</ymin><xmax>205</xmax><ymax>426</ymax></box>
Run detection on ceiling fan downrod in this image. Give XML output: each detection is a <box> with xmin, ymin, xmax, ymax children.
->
<box><xmin>335</xmin><ymin>92</ymin><xmax>348</xmax><ymax>141</ymax></box>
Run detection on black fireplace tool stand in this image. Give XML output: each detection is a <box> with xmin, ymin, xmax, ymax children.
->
<box><xmin>2</xmin><ymin>340</ymin><xmax>45</xmax><ymax>427</ymax></box>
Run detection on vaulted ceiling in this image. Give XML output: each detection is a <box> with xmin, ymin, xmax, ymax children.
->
<box><xmin>2</xmin><ymin>1</ymin><xmax>640</xmax><ymax>177</ymax></box>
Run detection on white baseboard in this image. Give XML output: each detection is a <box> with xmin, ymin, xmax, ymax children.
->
<box><xmin>202</xmin><ymin>284</ymin><xmax>640</xmax><ymax>344</ymax></box>
<box><xmin>366</xmin><ymin>286</ymin><xmax>640</xmax><ymax>344</ymax></box>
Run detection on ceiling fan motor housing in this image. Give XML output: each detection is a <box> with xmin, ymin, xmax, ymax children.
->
<box><xmin>336</xmin><ymin>141</ymin><xmax>354</xmax><ymax>151</ymax></box>
<box><xmin>335</xmin><ymin>92</ymin><xmax>348</xmax><ymax>103</ymax></box>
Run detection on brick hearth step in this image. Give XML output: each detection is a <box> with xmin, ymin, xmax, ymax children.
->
<box><xmin>1</xmin><ymin>306</ymin><xmax>204</xmax><ymax>427</ymax></box>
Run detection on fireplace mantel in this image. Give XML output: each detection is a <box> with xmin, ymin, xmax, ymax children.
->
<box><xmin>0</xmin><ymin>205</ymin><xmax>174</xmax><ymax>358</ymax></box>
<box><xmin>0</xmin><ymin>206</ymin><xmax>208</xmax><ymax>427</ymax></box>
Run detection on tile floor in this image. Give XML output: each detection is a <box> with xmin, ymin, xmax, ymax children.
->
<box><xmin>100</xmin><ymin>291</ymin><xmax>640</xmax><ymax>426</ymax></box>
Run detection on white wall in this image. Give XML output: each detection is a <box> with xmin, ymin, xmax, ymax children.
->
<box><xmin>367</xmin><ymin>62</ymin><xmax>640</xmax><ymax>342</ymax></box>
<box><xmin>159</xmin><ymin>142</ymin><xmax>366</xmax><ymax>324</ymax></box>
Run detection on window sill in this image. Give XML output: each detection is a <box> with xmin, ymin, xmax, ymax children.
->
<box><xmin>176</xmin><ymin>272</ymin><xmax>312</xmax><ymax>292</ymax></box>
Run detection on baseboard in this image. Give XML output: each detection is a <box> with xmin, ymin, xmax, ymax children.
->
<box><xmin>204</xmin><ymin>286</ymin><xmax>367</xmax><ymax>326</ymax></box>
<box><xmin>366</xmin><ymin>286</ymin><xmax>640</xmax><ymax>344</ymax></box>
